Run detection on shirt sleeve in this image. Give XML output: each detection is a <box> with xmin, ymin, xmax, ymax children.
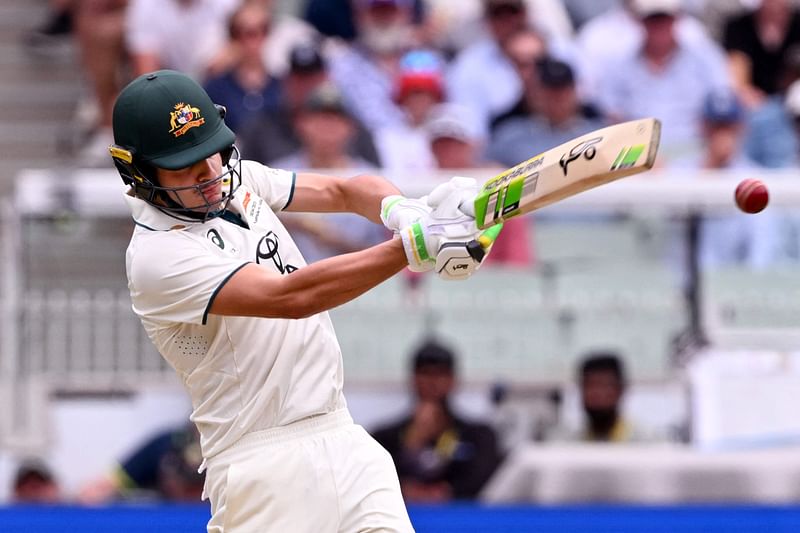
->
<box><xmin>128</xmin><ymin>231</ymin><xmax>250</xmax><ymax>325</ymax></box>
<box><xmin>240</xmin><ymin>160</ymin><xmax>296</xmax><ymax>211</ymax></box>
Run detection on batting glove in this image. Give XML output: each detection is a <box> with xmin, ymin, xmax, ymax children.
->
<box><xmin>380</xmin><ymin>195</ymin><xmax>431</xmax><ymax>233</ymax></box>
<box><xmin>426</xmin><ymin>176</ymin><xmax>502</xmax><ymax>280</ymax></box>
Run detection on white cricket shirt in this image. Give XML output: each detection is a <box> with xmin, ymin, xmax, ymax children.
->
<box><xmin>124</xmin><ymin>160</ymin><xmax>347</xmax><ymax>460</ymax></box>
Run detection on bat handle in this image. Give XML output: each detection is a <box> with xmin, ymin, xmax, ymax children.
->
<box><xmin>466</xmin><ymin>223</ymin><xmax>504</xmax><ymax>263</ymax></box>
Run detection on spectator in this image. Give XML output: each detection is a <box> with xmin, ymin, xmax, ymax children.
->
<box><xmin>424</xmin><ymin>103</ymin><xmax>485</xmax><ymax>170</ymax></box>
<box><xmin>596</xmin><ymin>0</ymin><xmax>732</xmax><ymax>165</ymax></box>
<box><xmin>487</xmin><ymin>58</ymin><xmax>606</xmax><ymax>169</ymax></box>
<box><xmin>488</xmin><ymin>28</ymin><xmax>549</xmax><ymax>132</ymax></box>
<box><xmin>723</xmin><ymin>0</ymin><xmax>800</xmax><ymax>109</ymax></box>
<box><xmin>79</xmin><ymin>423</ymin><xmax>204</xmax><ymax>503</ymax></box>
<box><xmin>688</xmin><ymin>91</ymin><xmax>785</xmax><ymax>269</ymax></box>
<box><xmin>238</xmin><ymin>42</ymin><xmax>381</xmax><ymax>166</ymax></box>
<box><xmin>203</xmin><ymin>1</ymin><xmax>282</xmax><ymax>133</ymax></box>
<box><xmin>272</xmin><ymin>83</ymin><xmax>376</xmax><ymax>172</ymax></box>
<box><xmin>12</xmin><ymin>459</ymin><xmax>61</xmax><ymax>504</ymax></box>
<box><xmin>740</xmin><ymin>43</ymin><xmax>800</xmax><ymax>169</ymax></box>
<box><xmin>125</xmin><ymin>0</ymin><xmax>240</xmax><ymax>81</ymax></box>
<box><xmin>424</xmin><ymin>103</ymin><xmax>534</xmax><ymax>267</ymax></box>
<box><xmin>328</xmin><ymin>0</ymin><xmax>420</xmax><ymax>133</ymax></box>
<box><xmin>576</xmin><ymin>0</ymin><xmax>723</xmax><ymax>104</ymax></box>
<box><xmin>785</xmin><ymin>79</ymin><xmax>800</xmax><ymax>161</ymax></box>
<box><xmin>63</xmin><ymin>0</ymin><xmax>129</xmax><ymax>166</ymax></box>
<box><xmin>446</xmin><ymin>0</ymin><xmax>532</xmax><ymax>139</ymax></box>
<box><xmin>374</xmin><ymin>49</ymin><xmax>444</xmax><ymax>173</ymax></box>
<box><xmin>272</xmin><ymin>83</ymin><xmax>386</xmax><ymax>263</ymax></box>
<box><xmin>371</xmin><ymin>339</ymin><xmax>502</xmax><ymax>502</ymax></box>
<box><xmin>545</xmin><ymin>352</ymin><xmax>658</xmax><ymax>442</ymax></box>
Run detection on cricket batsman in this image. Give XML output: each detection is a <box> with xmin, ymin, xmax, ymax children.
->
<box><xmin>107</xmin><ymin>69</ymin><xmax>493</xmax><ymax>532</ymax></box>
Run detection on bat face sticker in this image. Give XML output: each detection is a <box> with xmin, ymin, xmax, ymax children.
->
<box><xmin>558</xmin><ymin>137</ymin><xmax>602</xmax><ymax>176</ymax></box>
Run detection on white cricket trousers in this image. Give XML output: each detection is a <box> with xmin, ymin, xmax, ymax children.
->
<box><xmin>204</xmin><ymin>409</ymin><xmax>415</xmax><ymax>533</ymax></box>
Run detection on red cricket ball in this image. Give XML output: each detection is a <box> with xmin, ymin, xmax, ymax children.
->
<box><xmin>734</xmin><ymin>178</ymin><xmax>769</xmax><ymax>214</ymax></box>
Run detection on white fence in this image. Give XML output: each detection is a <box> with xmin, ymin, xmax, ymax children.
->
<box><xmin>1</xmin><ymin>168</ymin><xmax>800</xmax><ymax>447</ymax></box>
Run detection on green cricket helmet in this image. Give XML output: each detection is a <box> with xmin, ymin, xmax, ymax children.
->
<box><xmin>108</xmin><ymin>70</ymin><xmax>241</xmax><ymax>222</ymax></box>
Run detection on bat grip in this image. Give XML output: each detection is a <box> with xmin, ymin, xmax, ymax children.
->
<box><xmin>466</xmin><ymin>223</ymin><xmax>504</xmax><ymax>262</ymax></box>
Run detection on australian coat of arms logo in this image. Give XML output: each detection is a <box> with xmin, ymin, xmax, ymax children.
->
<box><xmin>169</xmin><ymin>102</ymin><xmax>205</xmax><ymax>137</ymax></box>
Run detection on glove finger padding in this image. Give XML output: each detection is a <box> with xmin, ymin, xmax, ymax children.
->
<box><xmin>427</xmin><ymin>176</ymin><xmax>478</xmax><ymax>220</ymax></box>
<box><xmin>380</xmin><ymin>195</ymin><xmax>431</xmax><ymax>233</ymax></box>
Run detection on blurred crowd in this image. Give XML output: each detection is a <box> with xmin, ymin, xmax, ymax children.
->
<box><xmin>11</xmin><ymin>341</ymin><xmax>649</xmax><ymax>506</ymax></box>
<box><xmin>10</xmin><ymin>0</ymin><xmax>800</xmax><ymax>505</ymax></box>
<box><xmin>22</xmin><ymin>0</ymin><xmax>800</xmax><ymax>267</ymax></box>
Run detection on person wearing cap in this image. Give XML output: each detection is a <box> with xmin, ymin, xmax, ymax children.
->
<box><xmin>595</xmin><ymin>0</ymin><xmax>733</xmax><ymax>164</ymax></box>
<box><xmin>424</xmin><ymin>103</ymin><xmax>485</xmax><ymax>170</ymax></box>
<box><xmin>237</xmin><ymin>42</ymin><xmax>381</xmax><ymax>167</ymax></box>
<box><xmin>424</xmin><ymin>102</ymin><xmax>534</xmax><ymax>267</ymax></box>
<box><xmin>575</xmin><ymin>0</ymin><xmax>722</xmax><ymax>104</ymax></box>
<box><xmin>488</xmin><ymin>57</ymin><xmax>605</xmax><ymax>169</ymax></box>
<box><xmin>371</xmin><ymin>339</ymin><xmax>502</xmax><ymax>502</ymax></box>
<box><xmin>373</xmin><ymin>49</ymin><xmax>444</xmax><ymax>173</ymax></box>
<box><xmin>272</xmin><ymin>83</ymin><xmax>386</xmax><ymax>263</ymax></box>
<box><xmin>685</xmin><ymin>91</ymin><xmax>785</xmax><ymax>270</ymax></box>
<box><xmin>108</xmin><ymin>69</ymin><xmax>495</xmax><ymax>532</ymax></box>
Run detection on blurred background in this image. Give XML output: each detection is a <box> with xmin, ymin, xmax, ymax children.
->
<box><xmin>1</xmin><ymin>0</ymin><xmax>800</xmax><ymax>531</ymax></box>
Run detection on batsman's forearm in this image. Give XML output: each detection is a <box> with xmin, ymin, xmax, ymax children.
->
<box><xmin>341</xmin><ymin>174</ymin><xmax>403</xmax><ymax>224</ymax></box>
<box><xmin>281</xmin><ymin>239</ymin><xmax>407</xmax><ymax>317</ymax></box>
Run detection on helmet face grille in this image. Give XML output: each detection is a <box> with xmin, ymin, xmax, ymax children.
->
<box><xmin>130</xmin><ymin>146</ymin><xmax>243</xmax><ymax>223</ymax></box>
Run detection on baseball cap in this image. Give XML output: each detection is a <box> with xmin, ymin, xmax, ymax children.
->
<box><xmin>537</xmin><ymin>58</ymin><xmax>575</xmax><ymax>88</ymax></box>
<box><xmin>703</xmin><ymin>90</ymin><xmax>744</xmax><ymax>124</ymax></box>
<box><xmin>395</xmin><ymin>50</ymin><xmax>444</xmax><ymax>101</ymax></box>
<box><xmin>112</xmin><ymin>70</ymin><xmax>235</xmax><ymax>170</ymax></box>
<box><xmin>631</xmin><ymin>0</ymin><xmax>681</xmax><ymax>18</ymax></box>
<box><xmin>301</xmin><ymin>83</ymin><xmax>349</xmax><ymax>115</ymax></box>
<box><xmin>412</xmin><ymin>339</ymin><xmax>456</xmax><ymax>372</ymax></box>
<box><xmin>424</xmin><ymin>104</ymin><xmax>477</xmax><ymax>143</ymax></box>
<box><xmin>289</xmin><ymin>42</ymin><xmax>325</xmax><ymax>74</ymax></box>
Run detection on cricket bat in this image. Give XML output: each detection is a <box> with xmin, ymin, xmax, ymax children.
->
<box><xmin>473</xmin><ymin>118</ymin><xmax>661</xmax><ymax>236</ymax></box>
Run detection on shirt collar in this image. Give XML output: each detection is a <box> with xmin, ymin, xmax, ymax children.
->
<box><xmin>124</xmin><ymin>191</ymin><xmax>200</xmax><ymax>231</ymax></box>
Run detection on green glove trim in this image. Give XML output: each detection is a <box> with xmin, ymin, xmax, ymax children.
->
<box><xmin>381</xmin><ymin>196</ymin><xmax>405</xmax><ymax>220</ymax></box>
<box><xmin>411</xmin><ymin>221</ymin><xmax>431</xmax><ymax>262</ymax></box>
